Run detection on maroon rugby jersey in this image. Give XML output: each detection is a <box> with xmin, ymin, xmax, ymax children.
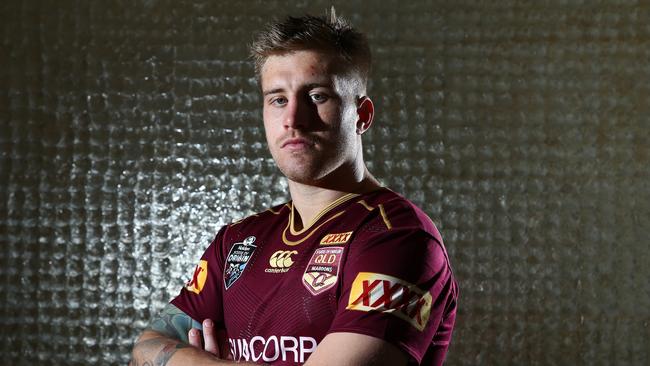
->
<box><xmin>171</xmin><ymin>188</ymin><xmax>458</xmax><ymax>365</ymax></box>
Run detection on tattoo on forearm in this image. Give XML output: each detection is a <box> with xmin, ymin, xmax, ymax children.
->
<box><xmin>155</xmin><ymin>342</ymin><xmax>189</xmax><ymax>365</ymax></box>
<box><xmin>131</xmin><ymin>304</ymin><xmax>198</xmax><ymax>366</ymax></box>
<box><xmin>129</xmin><ymin>359</ymin><xmax>153</xmax><ymax>366</ymax></box>
<box><xmin>132</xmin><ymin>336</ymin><xmax>189</xmax><ymax>366</ymax></box>
<box><xmin>147</xmin><ymin>304</ymin><xmax>202</xmax><ymax>343</ymax></box>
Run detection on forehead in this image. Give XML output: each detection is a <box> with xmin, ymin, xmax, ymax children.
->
<box><xmin>260</xmin><ymin>50</ymin><xmax>347</xmax><ymax>89</ymax></box>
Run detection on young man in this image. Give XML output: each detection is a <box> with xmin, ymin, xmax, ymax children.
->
<box><xmin>130</xmin><ymin>11</ymin><xmax>458</xmax><ymax>366</ymax></box>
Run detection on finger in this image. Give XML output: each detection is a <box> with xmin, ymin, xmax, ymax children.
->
<box><xmin>202</xmin><ymin>319</ymin><xmax>219</xmax><ymax>356</ymax></box>
<box><xmin>188</xmin><ymin>328</ymin><xmax>202</xmax><ymax>348</ymax></box>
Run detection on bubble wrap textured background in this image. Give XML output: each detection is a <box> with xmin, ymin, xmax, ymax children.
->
<box><xmin>1</xmin><ymin>1</ymin><xmax>648</xmax><ymax>365</ymax></box>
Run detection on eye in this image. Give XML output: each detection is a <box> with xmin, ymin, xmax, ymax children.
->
<box><xmin>270</xmin><ymin>96</ymin><xmax>288</xmax><ymax>106</ymax></box>
<box><xmin>310</xmin><ymin>93</ymin><xmax>328</xmax><ymax>103</ymax></box>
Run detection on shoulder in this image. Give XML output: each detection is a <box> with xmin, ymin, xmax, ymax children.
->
<box><xmin>200</xmin><ymin>202</ymin><xmax>291</xmax><ymax>263</ymax></box>
<box><xmin>354</xmin><ymin>188</ymin><xmax>442</xmax><ymax>245</ymax></box>
<box><xmin>223</xmin><ymin>201</ymin><xmax>291</xmax><ymax>234</ymax></box>
<box><xmin>202</xmin><ymin>201</ymin><xmax>291</xmax><ymax>254</ymax></box>
<box><xmin>346</xmin><ymin>189</ymin><xmax>453</xmax><ymax>276</ymax></box>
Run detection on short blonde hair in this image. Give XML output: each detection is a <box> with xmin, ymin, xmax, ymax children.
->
<box><xmin>250</xmin><ymin>9</ymin><xmax>371</xmax><ymax>87</ymax></box>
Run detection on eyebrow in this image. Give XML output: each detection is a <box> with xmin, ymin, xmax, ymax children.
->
<box><xmin>262</xmin><ymin>88</ymin><xmax>284</xmax><ymax>97</ymax></box>
<box><xmin>262</xmin><ymin>83</ymin><xmax>333</xmax><ymax>97</ymax></box>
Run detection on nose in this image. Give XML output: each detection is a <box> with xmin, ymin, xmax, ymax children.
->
<box><xmin>283</xmin><ymin>97</ymin><xmax>311</xmax><ymax>130</ymax></box>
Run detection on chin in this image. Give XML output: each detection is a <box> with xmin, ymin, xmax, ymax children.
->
<box><xmin>280</xmin><ymin>167</ymin><xmax>322</xmax><ymax>185</ymax></box>
<box><xmin>274</xmin><ymin>153</ymin><xmax>342</xmax><ymax>185</ymax></box>
<box><xmin>277</xmin><ymin>160</ymin><xmax>330</xmax><ymax>184</ymax></box>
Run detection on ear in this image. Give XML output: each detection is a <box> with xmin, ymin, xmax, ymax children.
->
<box><xmin>355</xmin><ymin>96</ymin><xmax>374</xmax><ymax>134</ymax></box>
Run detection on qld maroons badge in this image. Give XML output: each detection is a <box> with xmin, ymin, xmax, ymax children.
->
<box><xmin>302</xmin><ymin>246</ymin><xmax>343</xmax><ymax>295</ymax></box>
<box><xmin>224</xmin><ymin>236</ymin><xmax>257</xmax><ymax>290</ymax></box>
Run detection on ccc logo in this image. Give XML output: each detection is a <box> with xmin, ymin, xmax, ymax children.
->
<box><xmin>269</xmin><ymin>250</ymin><xmax>298</xmax><ymax>268</ymax></box>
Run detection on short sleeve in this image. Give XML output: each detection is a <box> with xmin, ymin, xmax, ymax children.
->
<box><xmin>170</xmin><ymin>226</ymin><xmax>227</xmax><ymax>327</ymax></box>
<box><xmin>328</xmin><ymin>228</ymin><xmax>457</xmax><ymax>365</ymax></box>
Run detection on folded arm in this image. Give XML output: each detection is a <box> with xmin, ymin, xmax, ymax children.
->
<box><xmin>130</xmin><ymin>303</ymin><xmax>256</xmax><ymax>366</ymax></box>
<box><xmin>304</xmin><ymin>332</ymin><xmax>409</xmax><ymax>366</ymax></box>
<box><xmin>190</xmin><ymin>324</ymin><xmax>409</xmax><ymax>366</ymax></box>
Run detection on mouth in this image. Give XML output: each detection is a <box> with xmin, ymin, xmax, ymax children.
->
<box><xmin>281</xmin><ymin>137</ymin><xmax>314</xmax><ymax>149</ymax></box>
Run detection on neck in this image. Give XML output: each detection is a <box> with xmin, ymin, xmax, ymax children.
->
<box><xmin>288</xmin><ymin>164</ymin><xmax>381</xmax><ymax>231</ymax></box>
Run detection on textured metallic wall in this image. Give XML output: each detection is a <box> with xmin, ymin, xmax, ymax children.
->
<box><xmin>1</xmin><ymin>1</ymin><xmax>648</xmax><ymax>365</ymax></box>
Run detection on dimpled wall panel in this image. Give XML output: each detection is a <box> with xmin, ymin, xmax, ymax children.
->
<box><xmin>1</xmin><ymin>1</ymin><xmax>648</xmax><ymax>365</ymax></box>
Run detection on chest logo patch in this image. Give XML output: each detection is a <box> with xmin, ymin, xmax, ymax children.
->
<box><xmin>224</xmin><ymin>236</ymin><xmax>257</xmax><ymax>290</ymax></box>
<box><xmin>320</xmin><ymin>231</ymin><xmax>353</xmax><ymax>245</ymax></box>
<box><xmin>346</xmin><ymin>272</ymin><xmax>433</xmax><ymax>331</ymax></box>
<box><xmin>302</xmin><ymin>246</ymin><xmax>344</xmax><ymax>295</ymax></box>
<box><xmin>265</xmin><ymin>250</ymin><xmax>298</xmax><ymax>273</ymax></box>
<box><xmin>185</xmin><ymin>260</ymin><xmax>208</xmax><ymax>294</ymax></box>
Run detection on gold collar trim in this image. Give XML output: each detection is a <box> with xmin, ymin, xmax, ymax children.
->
<box><xmin>281</xmin><ymin>192</ymin><xmax>359</xmax><ymax>246</ymax></box>
<box><xmin>282</xmin><ymin>211</ymin><xmax>345</xmax><ymax>246</ymax></box>
<box><xmin>289</xmin><ymin>193</ymin><xmax>359</xmax><ymax>235</ymax></box>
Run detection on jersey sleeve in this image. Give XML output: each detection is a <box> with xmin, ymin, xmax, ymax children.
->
<box><xmin>328</xmin><ymin>227</ymin><xmax>457</xmax><ymax>365</ymax></box>
<box><xmin>170</xmin><ymin>226</ymin><xmax>227</xmax><ymax>327</ymax></box>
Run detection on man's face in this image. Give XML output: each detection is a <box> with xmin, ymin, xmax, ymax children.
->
<box><xmin>260</xmin><ymin>50</ymin><xmax>362</xmax><ymax>185</ymax></box>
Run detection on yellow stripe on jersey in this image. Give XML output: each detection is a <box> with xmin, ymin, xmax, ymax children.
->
<box><xmin>357</xmin><ymin>200</ymin><xmax>393</xmax><ymax>230</ymax></box>
<box><xmin>378</xmin><ymin>204</ymin><xmax>393</xmax><ymax>229</ymax></box>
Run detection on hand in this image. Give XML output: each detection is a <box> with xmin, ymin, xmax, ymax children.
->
<box><xmin>188</xmin><ymin>319</ymin><xmax>231</xmax><ymax>359</ymax></box>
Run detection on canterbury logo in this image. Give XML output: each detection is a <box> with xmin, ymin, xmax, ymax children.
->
<box><xmin>346</xmin><ymin>272</ymin><xmax>432</xmax><ymax>331</ymax></box>
<box><xmin>269</xmin><ymin>250</ymin><xmax>298</xmax><ymax>268</ymax></box>
<box><xmin>320</xmin><ymin>231</ymin><xmax>353</xmax><ymax>245</ymax></box>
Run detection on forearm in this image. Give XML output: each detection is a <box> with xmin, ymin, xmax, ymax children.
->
<box><xmin>130</xmin><ymin>329</ymin><xmax>258</xmax><ymax>366</ymax></box>
<box><xmin>130</xmin><ymin>329</ymin><xmax>217</xmax><ymax>366</ymax></box>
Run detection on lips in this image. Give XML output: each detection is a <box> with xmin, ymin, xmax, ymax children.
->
<box><xmin>281</xmin><ymin>137</ymin><xmax>314</xmax><ymax>149</ymax></box>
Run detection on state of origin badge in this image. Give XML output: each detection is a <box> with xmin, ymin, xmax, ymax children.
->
<box><xmin>224</xmin><ymin>236</ymin><xmax>257</xmax><ymax>290</ymax></box>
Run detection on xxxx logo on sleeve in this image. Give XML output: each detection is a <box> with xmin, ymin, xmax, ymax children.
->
<box><xmin>346</xmin><ymin>272</ymin><xmax>433</xmax><ymax>331</ymax></box>
<box><xmin>265</xmin><ymin>250</ymin><xmax>298</xmax><ymax>273</ymax></box>
<box><xmin>185</xmin><ymin>260</ymin><xmax>208</xmax><ymax>294</ymax></box>
<box><xmin>320</xmin><ymin>231</ymin><xmax>353</xmax><ymax>245</ymax></box>
<box><xmin>302</xmin><ymin>247</ymin><xmax>343</xmax><ymax>295</ymax></box>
